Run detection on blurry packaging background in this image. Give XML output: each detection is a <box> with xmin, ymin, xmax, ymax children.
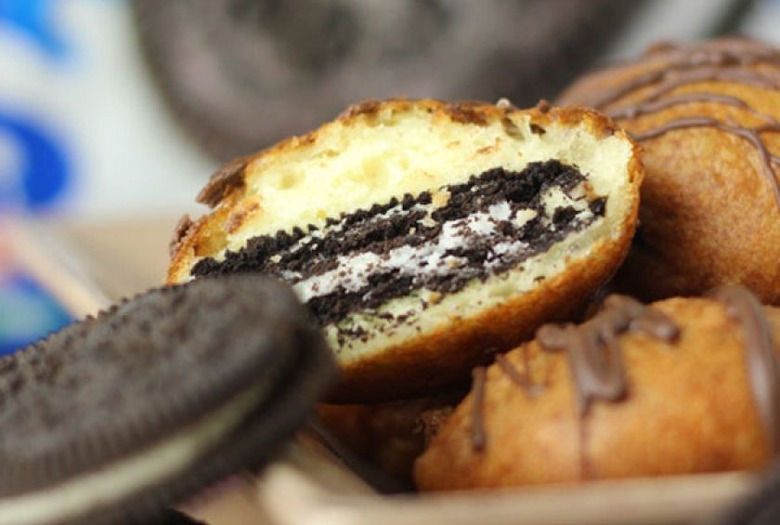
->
<box><xmin>0</xmin><ymin>0</ymin><xmax>211</xmax><ymax>218</ymax></box>
<box><xmin>1</xmin><ymin>0</ymin><xmax>778</xmax><ymax>219</ymax></box>
<box><xmin>1</xmin><ymin>0</ymin><xmax>779</xmax><ymax>350</ymax></box>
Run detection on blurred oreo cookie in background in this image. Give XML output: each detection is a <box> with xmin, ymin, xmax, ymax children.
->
<box><xmin>130</xmin><ymin>0</ymin><xmax>642</xmax><ymax>161</ymax></box>
<box><xmin>130</xmin><ymin>0</ymin><xmax>762</xmax><ymax>163</ymax></box>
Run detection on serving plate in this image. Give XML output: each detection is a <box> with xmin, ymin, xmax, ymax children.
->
<box><xmin>254</xmin><ymin>440</ymin><xmax>757</xmax><ymax>525</ymax></box>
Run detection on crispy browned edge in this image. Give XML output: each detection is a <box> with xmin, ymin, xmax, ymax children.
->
<box><xmin>166</xmin><ymin>98</ymin><xmax>643</xmax><ymax>402</ymax></box>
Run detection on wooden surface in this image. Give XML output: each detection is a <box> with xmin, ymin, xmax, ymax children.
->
<box><xmin>40</xmin><ymin>215</ymin><xmax>179</xmax><ymax>301</ymax></box>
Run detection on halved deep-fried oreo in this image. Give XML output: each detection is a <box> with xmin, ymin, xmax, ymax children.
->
<box><xmin>0</xmin><ymin>274</ymin><xmax>336</xmax><ymax>525</ymax></box>
<box><xmin>168</xmin><ymin>98</ymin><xmax>643</xmax><ymax>401</ymax></box>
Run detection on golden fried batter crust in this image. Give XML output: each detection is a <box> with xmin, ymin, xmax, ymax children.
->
<box><xmin>559</xmin><ymin>39</ymin><xmax>780</xmax><ymax>303</ymax></box>
<box><xmin>415</xmin><ymin>292</ymin><xmax>780</xmax><ymax>490</ymax></box>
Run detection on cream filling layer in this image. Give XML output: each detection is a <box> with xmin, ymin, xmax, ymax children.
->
<box><xmin>293</xmin><ymin>184</ymin><xmax>594</xmax><ymax>304</ymax></box>
<box><xmin>0</xmin><ymin>378</ymin><xmax>275</xmax><ymax>525</ymax></box>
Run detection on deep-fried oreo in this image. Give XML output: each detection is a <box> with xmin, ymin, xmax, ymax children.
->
<box><xmin>414</xmin><ymin>287</ymin><xmax>780</xmax><ymax>490</ymax></box>
<box><xmin>167</xmin><ymin>98</ymin><xmax>643</xmax><ymax>402</ymax></box>
<box><xmin>0</xmin><ymin>274</ymin><xmax>336</xmax><ymax>525</ymax></box>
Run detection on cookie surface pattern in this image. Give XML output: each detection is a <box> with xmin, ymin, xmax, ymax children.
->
<box><xmin>0</xmin><ymin>274</ymin><xmax>335</xmax><ymax>525</ymax></box>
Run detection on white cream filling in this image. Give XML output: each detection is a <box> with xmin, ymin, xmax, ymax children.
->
<box><xmin>293</xmin><ymin>185</ymin><xmax>594</xmax><ymax>304</ymax></box>
<box><xmin>0</xmin><ymin>378</ymin><xmax>274</xmax><ymax>525</ymax></box>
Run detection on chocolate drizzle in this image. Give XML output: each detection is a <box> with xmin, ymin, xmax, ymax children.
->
<box><xmin>536</xmin><ymin>295</ymin><xmax>679</xmax><ymax>415</ymax></box>
<box><xmin>470</xmin><ymin>367</ymin><xmax>487</xmax><ymax>453</ymax></box>
<box><xmin>607</xmin><ymin>92</ymin><xmax>753</xmax><ymax>121</ymax></box>
<box><xmin>632</xmin><ymin>118</ymin><xmax>780</xmax><ymax>206</ymax></box>
<box><xmin>495</xmin><ymin>351</ymin><xmax>544</xmax><ymax>398</ymax></box>
<box><xmin>708</xmin><ymin>285</ymin><xmax>780</xmax><ymax>453</ymax></box>
<box><xmin>465</xmin><ymin>286</ymin><xmax>780</xmax><ymax>477</ymax></box>
<box><xmin>576</xmin><ymin>40</ymin><xmax>780</xmax><ymax>208</ymax></box>
<box><xmin>467</xmin><ymin>296</ymin><xmax>679</xmax><ymax>456</ymax></box>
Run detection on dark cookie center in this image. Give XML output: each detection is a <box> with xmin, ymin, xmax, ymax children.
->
<box><xmin>192</xmin><ymin>160</ymin><xmax>606</xmax><ymax>328</ymax></box>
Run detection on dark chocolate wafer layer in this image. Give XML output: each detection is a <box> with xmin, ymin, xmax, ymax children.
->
<box><xmin>191</xmin><ymin>160</ymin><xmax>606</xmax><ymax>327</ymax></box>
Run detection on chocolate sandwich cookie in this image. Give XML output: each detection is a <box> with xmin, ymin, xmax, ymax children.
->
<box><xmin>0</xmin><ymin>274</ymin><xmax>336</xmax><ymax>525</ymax></box>
<box><xmin>168</xmin><ymin>98</ymin><xmax>643</xmax><ymax>402</ymax></box>
<box><xmin>131</xmin><ymin>0</ymin><xmax>643</xmax><ymax>161</ymax></box>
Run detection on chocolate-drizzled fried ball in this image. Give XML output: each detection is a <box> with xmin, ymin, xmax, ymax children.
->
<box><xmin>415</xmin><ymin>287</ymin><xmax>780</xmax><ymax>490</ymax></box>
<box><xmin>559</xmin><ymin>39</ymin><xmax>780</xmax><ymax>303</ymax></box>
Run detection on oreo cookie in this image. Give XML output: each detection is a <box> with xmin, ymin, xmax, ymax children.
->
<box><xmin>0</xmin><ymin>274</ymin><xmax>336</xmax><ymax>525</ymax></box>
<box><xmin>131</xmin><ymin>0</ymin><xmax>644</xmax><ymax>161</ymax></box>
